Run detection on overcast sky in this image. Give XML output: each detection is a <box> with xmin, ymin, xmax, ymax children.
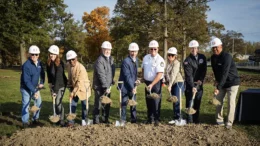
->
<box><xmin>64</xmin><ymin>0</ymin><xmax>260</xmax><ymax>42</ymax></box>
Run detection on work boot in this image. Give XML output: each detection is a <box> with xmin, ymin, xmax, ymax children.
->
<box><xmin>154</xmin><ymin>120</ymin><xmax>160</xmax><ymax>126</ymax></box>
<box><xmin>32</xmin><ymin>119</ymin><xmax>40</xmax><ymax>125</ymax></box>
<box><xmin>23</xmin><ymin>123</ymin><xmax>30</xmax><ymax>128</ymax></box>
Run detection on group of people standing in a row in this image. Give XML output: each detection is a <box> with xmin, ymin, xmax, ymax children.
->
<box><xmin>20</xmin><ymin>37</ymin><xmax>240</xmax><ymax>129</ymax></box>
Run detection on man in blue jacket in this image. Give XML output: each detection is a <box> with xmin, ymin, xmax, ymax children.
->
<box><xmin>20</xmin><ymin>45</ymin><xmax>45</xmax><ymax>128</ymax></box>
<box><xmin>118</xmin><ymin>42</ymin><xmax>140</xmax><ymax>124</ymax></box>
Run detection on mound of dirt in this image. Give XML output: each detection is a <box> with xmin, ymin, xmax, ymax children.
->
<box><xmin>0</xmin><ymin>124</ymin><xmax>258</xmax><ymax>145</ymax></box>
<box><xmin>204</xmin><ymin>73</ymin><xmax>260</xmax><ymax>87</ymax></box>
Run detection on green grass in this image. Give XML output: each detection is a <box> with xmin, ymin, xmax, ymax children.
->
<box><xmin>0</xmin><ymin>68</ymin><xmax>259</xmax><ymax>140</ymax></box>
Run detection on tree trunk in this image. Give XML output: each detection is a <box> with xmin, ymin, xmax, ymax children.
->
<box><xmin>20</xmin><ymin>41</ymin><xmax>26</xmax><ymax>65</ymax></box>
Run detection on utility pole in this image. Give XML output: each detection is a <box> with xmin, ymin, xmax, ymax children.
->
<box><xmin>163</xmin><ymin>0</ymin><xmax>168</xmax><ymax>61</ymax></box>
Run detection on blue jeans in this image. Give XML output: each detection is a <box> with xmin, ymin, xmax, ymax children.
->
<box><xmin>171</xmin><ymin>82</ymin><xmax>184</xmax><ymax>119</ymax></box>
<box><xmin>21</xmin><ymin>88</ymin><xmax>42</xmax><ymax>124</ymax></box>
<box><xmin>121</xmin><ymin>92</ymin><xmax>137</xmax><ymax>122</ymax></box>
<box><xmin>69</xmin><ymin>95</ymin><xmax>87</xmax><ymax>124</ymax></box>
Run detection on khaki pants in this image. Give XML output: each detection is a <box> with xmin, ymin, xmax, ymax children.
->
<box><xmin>216</xmin><ymin>85</ymin><xmax>239</xmax><ymax>126</ymax></box>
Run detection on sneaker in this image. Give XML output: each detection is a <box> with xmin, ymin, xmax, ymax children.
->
<box><xmin>145</xmin><ymin>120</ymin><xmax>152</xmax><ymax>124</ymax></box>
<box><xmin>82</xmin><ymin>120</ymin><xmax>87</xmax><ymax>126</ymax></box>
<box><xmin>168</xmin><ymin>120</ymin><xmax>175</xmax><ymax>124</ymax></box>
<box><xmin>66</xmin><ymin>123</ymin><xmax>74</xmax><ymax>127</ymax></box>
<box><xmin>216</xmin><ymin>121</ymin><xmax>225</xmax><ymax>126</ymax></box>
<box><xmin>225</xmin><ymin>125</ymin><xmax>232</xmax><ymax>129</ymax></box>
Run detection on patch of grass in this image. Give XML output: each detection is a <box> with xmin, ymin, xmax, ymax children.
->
<box><xmin>0</xmin><ymin>69</ymin><xmax>259</xmax><ymax>141</ymax></box>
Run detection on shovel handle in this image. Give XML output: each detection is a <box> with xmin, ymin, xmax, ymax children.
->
<box><xmin>69</xmin><ymin>97</ymin><xmax>72</xmax><ymax>114</ymax></box>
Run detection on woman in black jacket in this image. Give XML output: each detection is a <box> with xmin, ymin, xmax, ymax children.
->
<box><xmin>46</xmin><ymin>45</ymin><xmax>67</xmax><ymax>126</ymax></box>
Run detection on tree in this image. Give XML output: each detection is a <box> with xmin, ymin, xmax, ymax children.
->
<box><xmin>82</xmin><ymin>6</ymin><xmax>111</xmax><ymax>62</ymax></box>
<box><xmin>110</xmin><ymin>0</ymin><xmax>212</xmax><ymax>63</ymax></box>
<box><xmin>207</xmin><ymin>20</ymin><xmax>225</xmax><ymax>38</ymax></box>
<box><xmin>0</xmin><ymin>0</ymin><xmax>67</xmax><ymax>67</ymax></box>
<box><xmin>221</xmin><ymin>30</ymin><xmax>244</xmax><ymax>55</ymax></box>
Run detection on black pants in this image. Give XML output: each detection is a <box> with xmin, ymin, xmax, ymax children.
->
<box><xmin>185</xmin><ymin>87</ymin><xmax>203</xmax><ymax>123</ymax></box>
<box><xmin>144</xmin><ymin>80</ymin><xmax>162</xmax><ymax>122</ymax></box>
<box><xmin>92</xmin><ymin>89</ymin><xmax>111</xmax><ymax>123</ymax></box>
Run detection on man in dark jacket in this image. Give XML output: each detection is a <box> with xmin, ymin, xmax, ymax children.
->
<box><xmin>20</xmin><ymin>45</ymin><xmax>45</xmax><ymax>127</ymax></box>
<box><xmin>92</xmin><ymin>41</ymin><xmax>115</xmax><ymax>124</ymax></box>
<box><xmin>183</xmin><ymin>40</ymin><xmax>207</xmax><ymax>124</ymax></box>
<box><xmin>118</xmin><ymin>42</ymin><xmax>140</xmax><ymax>124</ymax></box>
<box><xmin>210</xmin><ymin>37</ymin><xmax>240</xmax><ymax>129</ymax></box>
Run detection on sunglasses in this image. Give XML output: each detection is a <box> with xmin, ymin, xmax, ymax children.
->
<box><xmin>31</xmin><ymin>54</ymin><xmax>39</xmax><ymax>56</ymax></box>
<box><xmin>68</xmin><ymin>59</ymin><xmax>75</xmax><ymax>62</ymax></box>
<box><xmin>150</xmin><ymin>48</ymin><xmax>157</xmax><ymax>51</ymax></box>
<box><xmin>167</xmin><ymin>54</ymin><xmax>175</xmax><ymax>57</ymax></box>
<box><xmin>212</xmin><ymin>46</ymin><xmax>218</xmax><ymax>49</ymax></box>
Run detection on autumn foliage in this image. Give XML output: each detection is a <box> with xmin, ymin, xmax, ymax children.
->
<box><xmin>82</xmin><ymin>6</ymin><xmax>111</xmax><ymax>62</ymax></box>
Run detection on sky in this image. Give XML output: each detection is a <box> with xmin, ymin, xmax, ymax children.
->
<box><xmin>64</xmin><ymin>0</ymin><xmax>260</xmax><ymax>42</ymax></box>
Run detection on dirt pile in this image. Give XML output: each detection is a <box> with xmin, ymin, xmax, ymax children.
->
<box><xmin>204</xmin><ymin>73</ymin><xmax>260</xmax><ymax>87</ymax></box>
<box><xmin>0</xmin><ymin>124</ymin><xmax>258</xmax><ymax>146</ymax></box>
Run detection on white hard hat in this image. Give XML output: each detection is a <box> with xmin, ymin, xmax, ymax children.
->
<box><xmin>101</xmin><ymin>41</ymin><xmax>112</xmax><ymax>49</ymax></box>
<box><xmin>149</xmin><ymin>40</ymin><xmax>159</xmax><ymax>48</ymax></box>
<box><xmin>29</xmin><ymin>45</ymin><xmax>40</xmax><ymax>54</ymax></box>
<box><xmin>189</xmin><ymin>40</ymin><xmax>199</xmax><ymax>48</ymax></box>
<box><xmin>210</xmin><ymin>38</ymin><xmax>222</xmax><ymax>47</ymax></box>
<box><xmin>48</xmin><ymin>45</ymin><xmax>59</xmax><ymax>55</ymax></box>
<box><xmin>66</xmin><ymin>50</ymin><xmax>77</xmax><ymax>60</ymax></box>
<box><xmin>167</xmin><ymin>47</ymin><xmax>177</xmax><ymax>55</ymax></box>
<box><xmin>128</xmin><ymin>43</ymin><xmax>139</xmax><ymax>51</ymax></box>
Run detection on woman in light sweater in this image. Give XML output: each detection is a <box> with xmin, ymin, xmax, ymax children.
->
<box><xmin>165</xmin><ymin>47</ymin><xmax>184</xmax><ymax>124</ymax></box>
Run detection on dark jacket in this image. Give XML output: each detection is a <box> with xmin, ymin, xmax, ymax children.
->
<box><xmin>183</xmin><ymin>53</ymin><xmax>207</xmax><ymax>90</ymax></box>
<box><xmin>211</xmin><ymin>51</ymin><xmax>240</xmax><ymax>89</ymax></box>
<box><xmin>93</xmin><ymin>54</ymin><xmax>115</xmax><ymax>90</ymax></box>
<box><xmin>118</xmin><ymin>56</ymin><xmax>138</xmax><ymax>93</ymax></box>
<box><xmin>46</xmin><ymin>60</ymin><xmax>67</xmax><ymax>93</ymax></box>
<box><xmin>20</xmin><ymin>58</ymin><xmax>45</xmax><ymax>94</ymax></box>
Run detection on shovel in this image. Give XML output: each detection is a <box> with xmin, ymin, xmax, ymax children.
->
<box><xmin>66</xmin><ymin>97</ymin><xmax>76</xmax><ymax>121</ymax></box>
<box><xmin>86</xmin><ymin>86</ymin><xmax>93</xmax><ymax>125</ymax></box>
<box><xmin>128</xmin><ymin>86</ymin><xmax>137</xmax><ymax>106</ymax></box>
<box><xmin>175</xmin><ymin>83</ymin><xmax>186</xmax><ymax>126</ymax></box>
<box><xmin>115</xmin><ymin>81</ymin><xmax>124</xmax><ymax>127</ymax></box>
<box><xmin>146</xmin><ymin>87</ymin><xmax>160</xmax><ymax>99</ymax></box>
<box><xmin>29</xmin><ymin>86</ymin><xmax>45</xmax><ymax>113</ymax></box>
<box><xmin>49</xmin><ymin>93</ymin><xmax>60</xmax><ymax>123</ymax></box>
<box><xmin>166</xmin><ymin>90</ymin><xmax>178</xmax><ymax>103</ymax></box>
<box><xmin>185</xmin><ymin>90</ymin><xmax>197</xmax><ymax>115</ymax></box>
<box><xmin>209</xmin><ymin>90</ymin><xmax>221</xmax><ymax>106</ymax></box>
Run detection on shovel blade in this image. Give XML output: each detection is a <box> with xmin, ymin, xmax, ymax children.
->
<box><xmin>87</xmin><ymin>119</ymin><xmax>93</xmax><ymax>125</ymax></box>
<box><xmin>115</xmin><ymin>120</ymin><xmax>120</xmax><ymax>126</ymax></box>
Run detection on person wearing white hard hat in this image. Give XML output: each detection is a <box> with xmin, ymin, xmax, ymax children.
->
<box><xmin>46</xmin><ymin>45</ymin><xmax>67</xmax><ymax>126</ymax></box>
<box><xmin>164</xmin><ymin>47</ymin><xmax>184</xmax><ymax>124</ymax></box>
<box><xmin>118</xmin><ymin>42</ymin><xmax>140</xmax><ymax>124</ymax></box>
<box><xmin>142</xmin><ymin>40</ymin><xmax>165</xmax><ymax>126</ymax></box>
<box><xmin>92</xmin><ymin>41</ymin><xmax>115</xmax><ymax>124</ymax></box>
<box><xmin>20</xmin><ymin>45</ymin><xmax>45</xmax><ymax>128</ymax></box>
<box><xmin>66</xmin><ymin>50</ymin><xmax>91</xmax><ymax>127</ymax></box>
<box><xmin>210</xmin><ymin>37</ymin><xmax>240</xmax><ymax>129</ymax></box>
<box><xmin>183</xmin><ymin>40</ymin><xmax>207</xmax><ymax>124</ymax></box>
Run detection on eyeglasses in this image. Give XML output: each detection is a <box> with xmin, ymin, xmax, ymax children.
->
<box><xmin>167</xmin><ymin>54</ymin><xmax>175</xmax><ymax>57</ymax></box>
<box><xmin>68</xmin><ymin>59</ymin><xmax>75</xmax><ymax>62</ymax></box>
<box><xmin>150</xmin><ymin>48</ymin><xmax>157</xmax><ymax>51</ymax></box>
<box><xmin>212</xmin><ymin>46</ymin><xmax>218</xmax><ymax>49</ymax></box>
<box><xmin>31</xmin><ymin>54</ymin><xmax>39</xmax><ymax>56</ymax></box>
